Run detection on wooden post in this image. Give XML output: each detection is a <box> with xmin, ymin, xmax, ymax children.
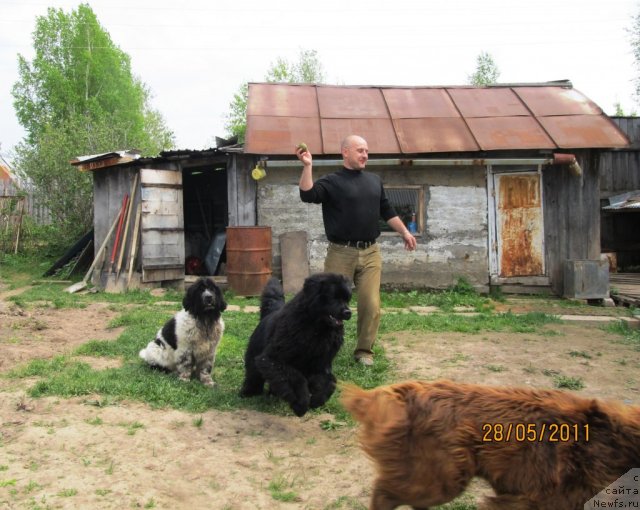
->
<box><xmin>116</xmin><ymin>173</ymin><xmax>138</xmax><ymax>280</ymax></box>
<box><xmin>13</xmin><ymin>197</ymin><xmax>25</xmax><ymax>254</ymax></box>
<box><xmin>127</xmin><ymin>203</ymin><xmax>142</xmax><ymax>288</ymax></box>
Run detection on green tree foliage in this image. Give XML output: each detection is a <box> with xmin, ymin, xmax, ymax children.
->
<box><xmin>225</xmin><ymin>49</ymin><xmax>326</xmax><ymax>141</ymax></box>
<box><xmin>468</xmin><ymin>51</ymin><xmax>500</xmax><ymax>86</ymax></box>
<box><xmin>226</xmin><ymin>83</ymin><xmax>250</xmax><ymax>143</ymax></box>
<box><xmin>11</xmin><ymin>4</ymin><xmax>174</xmax><ymax>243</ymax></box>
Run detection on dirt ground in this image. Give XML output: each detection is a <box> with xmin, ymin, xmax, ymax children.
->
<box><xmin>1</xmin><ymin>288</ymin><xmax>639</xmax><ymax>510</ymax></box>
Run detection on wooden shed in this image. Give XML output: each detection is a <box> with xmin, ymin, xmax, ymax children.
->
<box><xmin>74</xmin><ymin>146</ymin><xmax>259</xmax><ymax>290</ymax></box>
<box><xmin>244</xmin><ymin>81</ymin><xmax>629</xmax><ymax>297</ymax></box>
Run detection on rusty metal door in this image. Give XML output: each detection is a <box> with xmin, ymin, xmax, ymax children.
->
<box><xmin>494</xmin><ymin>172</ymin><xmax>545</xmax><ymax>277</ymax></box>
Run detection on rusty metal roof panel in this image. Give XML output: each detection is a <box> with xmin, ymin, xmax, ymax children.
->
<box><xmin>244</xmin><ymin>115</ymin><xmax>322</xmax><ymax>155</ymax></box>
<box><xmin>246</xmin><ymin>83</ymin><xmax>319</xmax><ymax>117</ymax></box>
<box><xmin>244</xmin><ymin>82</ymin><xmax>629</xmax><ymax>155</ymax></box>
<box><xmin>382</xmin><ymin>88</ymin><xmax>460</xmax><ymax>118</ymax></box>
<box><xmin>317</xmin><ymin>87</ymin><xmax>389</xmax><ymax>119</ymax></box>
<box><xmin>467</xmin><ymin>117</ymin><xmax>556</xmax><ymax>150</ymax></box>
<box><xmin>514</xmin><ymin>87</ymin><xmax>601</xmax><ymax>116</ymax></box>
<box><xmin>538</xmin><ymin>115</ymin><xmax>629</xmax><ymax>149</ymax></box>
<box><xmin>321</xmin><ymin>118</ymin><xmax>400</xmax><ymax>154</ymax></box>
<box><xmin>447</xmin><ymin>88</ymin><xmax>530</xmax><ymax>117</ymax></box>
<box><xmin>394</xmin><ymin>118</ymin><xmax>479</xmax><ymax>153</ymax></box>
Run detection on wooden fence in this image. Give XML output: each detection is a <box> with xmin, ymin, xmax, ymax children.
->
<box><xmin>0</xmin><ymin>195</ymin><xmax>26</xmax><ymax>253</ymax></box>
<box><xmin>1</xmin><ymin>177</ymin><xmax>52</xmax><ymax>253</ymax></box>
<box><xmin>0</xmin><ymin>180</ymin><xmax>51</xmax><ymax>225</ymax></box>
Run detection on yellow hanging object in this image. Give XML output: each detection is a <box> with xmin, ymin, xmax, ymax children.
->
<box><xmin>251</xmin><ymin>163</ymin><xmax>266</xmax><ymax>181</ymax></box>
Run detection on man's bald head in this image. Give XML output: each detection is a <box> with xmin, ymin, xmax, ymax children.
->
<box><xmin>341</xmin><ymin>135</ymin><xmax>367</xmax><ymax>151</ymax></box>
<box><xmin>341</xmin><ymin>135</ymin><xmax>369</xmax><ymax>170</ymax></box>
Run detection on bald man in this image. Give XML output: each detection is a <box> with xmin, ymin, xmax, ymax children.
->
<box><xmin>296</xmin><ymin>135</ymin><xmax>417</xmax><ymax>366</ymax></box>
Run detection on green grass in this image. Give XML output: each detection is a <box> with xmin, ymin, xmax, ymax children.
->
<box><xmin>435</xmin><ymin>495</ymin><xmax>477</xmax><ymax>509</ymax></box>
<box><xmin>0</xmin><ymin>253</ymin><xmax>59</xmax><ymax>289</ymax></box>
<box><xmin>0</xmin><ymin>256</ymin><xmax>567</xmax><ymax>423</ymax></box>
<box><xmin>379</xmin><ymin>310</ymin><xmax>560</xmax><ymax>335</ymax></box>
<box><xmin>568</xmin><ymin>350</ymin><xmax>593</xmax><ymax>359</ymax></box>
<box><xmin>323</xmin><ymin>496</ymin><xmax>367</xmax><ymax>509</ymax></box>
<box><xmin>553</xmin><ymin>375</ymin><xmax>585</xmax><ymax>390</ymax></box>
<box><xmin>268</xmin><ymin>474</ymin><xmax>299</xmax><ymax>502</ymax></box>
<box><xmin>7</xmin><ymin>309</ymin><xmax>391</xmax><ymax>420</ymax></box>
<box><xmin>381</xmin><ymin>278</ymin><xmax>492</xmax><ymax>312</ymax></box>
<box><xmin>605</xmin><ymin>320</ymin><xmax>640</xmax><ymax>350</ymax></box>
<box><xmin>5</xmin><ymin>307</ymin><xmax>561</xmax><ymax>421</ymax></box>
<box><xmin>57</xmin><ymin>488</ymin><xmax>78</xmax><ymax>497</ymax></box>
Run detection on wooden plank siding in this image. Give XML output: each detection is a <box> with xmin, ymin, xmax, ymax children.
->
<box><xmin>543</xmin><ymin>150</ymin><xmax>601</xmax><ymax>296</ymax></box>
<box><xmin>227</xmin><ymin>154</ymin><xmax>257</xmax><ymax>226</ymax></box>
<box><xmin>600</xmin><ymin>117</ymin><xmax>640</xmax><ymax>197</ymax></box>
<box><xmin>140</xmin><ymin>168</ymin><xmax>185</xmax><ymax>283</ymax></box>
<box><xmin>92</xmin><ymin>167</ymin><xmax>139</xmax><ymax>283</ymax></box>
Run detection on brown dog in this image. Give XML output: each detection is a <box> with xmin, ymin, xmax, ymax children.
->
<box><xmin>341</xmin><ymin>380</ymin><xmax>640</xmax><ymax>510</ymax></box>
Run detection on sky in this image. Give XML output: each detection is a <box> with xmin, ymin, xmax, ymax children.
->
<box><xmin>0</xmin><ymin>0</ymin><xmax>638</xmax><ymax>160</ymax></box>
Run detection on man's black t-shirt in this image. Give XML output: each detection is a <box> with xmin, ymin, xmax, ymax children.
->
<box><xmin>299</xmin><ymin>167</ymin><xmax>397</xmax><ymax>242</ymax></box>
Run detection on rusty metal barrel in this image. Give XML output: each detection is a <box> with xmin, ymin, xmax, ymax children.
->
<box><xmin>225</xmin><ymin>226</ymin><xmax>272</xmax><ymax>296</ymax></box>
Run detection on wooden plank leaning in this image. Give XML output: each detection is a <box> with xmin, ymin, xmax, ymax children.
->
<box><xmin>115</xmin><ymin>173</ymin><xmax>139</xmax><ymax>281</ymax></box>
<box><xmin>64</xmin><ymin>206</ymin><xmax>122</xmax><ymax>294</ymax></box>
<box><xmin>126</xmin><ymin>202</ymin><xmax>142</xmax><ymax>289</ymax></box>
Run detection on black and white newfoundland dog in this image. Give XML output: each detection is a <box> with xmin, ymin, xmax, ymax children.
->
<box><xmin>139</xmin><ymin>277</ymin><xmax>226</xmax><ymax>386</ymax></box>
<box><xmin>240</xmin><ymin>273</ymin><xmax>352</xmax><ymax>416</ymax></box>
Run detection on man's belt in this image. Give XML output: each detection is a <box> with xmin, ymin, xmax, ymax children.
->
<box><xmin>330</xmin><ymin>239</ymin><xmax>376</xmax><ymax>250</ymax></box>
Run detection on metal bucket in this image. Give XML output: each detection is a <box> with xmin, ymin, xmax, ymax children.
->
<box><xmin>225</xmin><ymin>226</ymin><xmax>272</xmax><ymax>296</ymax></box>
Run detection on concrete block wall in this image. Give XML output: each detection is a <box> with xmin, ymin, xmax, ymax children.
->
<box><xmin>256</xmin><ymin>165</ymin><xmax>489</xmax><ymax>290</ymax></box>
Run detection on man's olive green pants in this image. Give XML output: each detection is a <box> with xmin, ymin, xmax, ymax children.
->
<box><xmin>324</xmin><ymin>242</ymin><xmax>382</xmax><ymax>359</ymax></box>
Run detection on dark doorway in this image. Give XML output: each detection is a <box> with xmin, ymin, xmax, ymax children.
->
<box><xmin>183</xmin><ymin>163</ymin><xmax>228</xmax><ymax>276</ymax></box>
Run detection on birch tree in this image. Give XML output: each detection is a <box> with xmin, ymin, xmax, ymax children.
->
<box><xmin>11</xmin><ymin>3</ymin><xmax>174</xmax><ymax>242</ymax></box>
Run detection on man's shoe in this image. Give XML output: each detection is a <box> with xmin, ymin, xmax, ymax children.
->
<box><xmin>356</xmin><ymin>356</ymin><xmax>374</xmax><ymax>367</ymax></box>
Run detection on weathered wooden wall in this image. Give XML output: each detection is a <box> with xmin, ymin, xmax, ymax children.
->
<box><xmin>93</xmin><ymin>166</ymin><xmax>139</xmax><ymax>278</ymax></box>
<box><xmin>228</xmin><ymin>154</ymin><xmax>258</xmax><ymax>226</ymax></box>
<box><xmin>140</xmin><ymin>168</ymin><xmax>184</xmax><ymax>283</ymax></box>
<box><xmin>543</xmin><ymin>151</ymin><xmax>601</xmax><ymax>296</ymax></box>
<box><xmin>600</xmin><ymin>117</ymin><xmax>640</xmax><ymax>197</ymax></box>
<box><xmin>599</xmin><ymin>117</ymin><xmax>640</xmax><ymax>269</ymax></box>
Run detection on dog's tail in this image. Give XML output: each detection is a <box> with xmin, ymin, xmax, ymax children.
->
<box><xmin>139</xmin><ymin>336</ymin><xmax>174</xmax><ymax>371</ymax></box>
<box><xmin>340</xmin><ymin>383</ymin><xmax>377</xmax><ymax>424</ymax></box>
<box><xmin>260</xmin><ymin>277</ymin><xmax>285</xmax><ymax>319</ymax></box>
<box><xmin>341</xmin><ymin>382</ymin><xmax>405</xmax><ymax>429</ymax></box>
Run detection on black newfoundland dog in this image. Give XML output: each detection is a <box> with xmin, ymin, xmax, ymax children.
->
<box><xmin>240</xmin><ymin>273</ymin><xmax>352</xmax><ymax>416</ymax></box>
<box><xmin>139</xmin><ymin>277</ymin><xmax>226</xmax><ymax>386</ymax></box>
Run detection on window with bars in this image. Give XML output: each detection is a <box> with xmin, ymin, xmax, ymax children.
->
<box><xmin>380</xmin><ymin>186</ymin><xmax>422</xmax><ymax>234</ymax></box>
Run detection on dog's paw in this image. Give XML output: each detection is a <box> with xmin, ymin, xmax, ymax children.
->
<box><xmin>309</xmin><ymin>393</ymin><xmax>328</xmax><ymax>409</ymax></box>
<box><xmin>290</xmin><ymin>401</ymin><xmax>309</xmax><ymax>417</ymax></box>
<box><xmin>200</xmin><ymin>375</ymin><xmax>216</xmax><ymax>387</ymax></box>
<box><xmin>178</xmin><ymin>373</ymin><xmax>191</xmax><ymax>383</ymax></box>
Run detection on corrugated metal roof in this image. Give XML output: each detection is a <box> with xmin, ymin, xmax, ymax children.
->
<box><xmin>602</xmin><ymin>190</ymin><xmax>640</xmax><ymax>211</ymax></box>
<box><xmin>70</xmin><ymin>147</ymin><xmax>242</xmax><ymax>172</ymax></box>
<box><xmin>245</xmin><ymin>82</ymin><xmax>629</xmax><ymax>155</ymax></box>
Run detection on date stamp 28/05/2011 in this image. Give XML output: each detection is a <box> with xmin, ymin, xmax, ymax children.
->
<box><xmin>481</xmin><ymin>422</ymin><xmax>590</xmax><ymax>443</ymax></box>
